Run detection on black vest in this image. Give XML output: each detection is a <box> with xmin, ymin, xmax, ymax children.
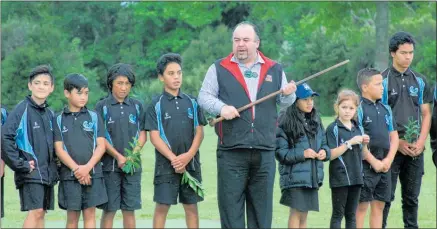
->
<box><xmin>214</xmin><ymin>53</ymin><xmax>283</xmax><ymax>151</ymax></box>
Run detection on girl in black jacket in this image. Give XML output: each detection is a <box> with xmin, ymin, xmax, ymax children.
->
<box><xmin>276</xmin><ymin>83</ymin><xmax>330</xmax><ymax>228</ymax></box>
<box><xmin>325</xmin><ymin>89</ymin><xmax>369</xmax><ymax>228</ymax></box>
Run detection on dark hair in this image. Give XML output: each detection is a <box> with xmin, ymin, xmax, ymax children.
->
<box><xmin>279</xmin><ymin>101</ymin><xmax>321</xmax><ymax>146</ymax></box>
<box><xmin>29</xmin><ymin>64</ymin><xmax>54</xmax><ymax>84</ymax></box>
<box><xmin>64</xmin><ymin>73</ymin><xmax>88</xmax><ymax>92</ymax></box>
<box><xmin>107</xmin><ymin>63</ymin><xmax>135</xmax><ymax>91</ymax></box>
<box><xmin>356</xmin><ymin>68</ymin><xmax>380</xmax><ymax>91</ymax></box>
<box><xmin>389</xmin><ymin>31</ymin><xmax>416</xmax><ymax>53</ymax></box>
<box><xmin>156</xmin><ymin>53</ymin><xmax>182</xmax><ymax>76</ymax></box>
<box><xmin>233</xmin><ymin>21</ymin><xmax>260</xmax><ymax>41</ymax></box>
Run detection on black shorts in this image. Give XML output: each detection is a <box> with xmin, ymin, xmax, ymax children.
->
<box><xmin>153</xmin><ymin>172</ymin><xmax>203</xmax><ymax>205</ymax></box>
<box><xmin>19</xmin><ymin>183</ymin><xmax>54</xmax><ymax>211</ymax></box>
<box><xmin>58</xmin><ymin>178</ymin><xmax>108</xmax><ymax>211</ymax></box>
<box><xmin>359</xmin><ymin>162</ymin><xmax>391</xmax><ymax>203</ymax></box>
<box><xmin>98</xmin><ymin>171</ymin><xmax>142</xmax><ymax>211</ymax></box>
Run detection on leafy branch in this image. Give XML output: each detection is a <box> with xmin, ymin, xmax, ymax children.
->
<box><xmin>121</xmin><ymin>137</ymin><xmax>142</xmax><ymax>175</ymax></box>
<box><xmin>403</xmin><ymin>117</ymin><xmax>420</xmax><ymax>144</ymax></box>
<box><xmin>181</xmin><ymin>170</ymin><xmax>204</xmax><ymax>198</ymax></box>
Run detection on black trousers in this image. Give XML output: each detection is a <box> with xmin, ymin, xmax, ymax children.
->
<box><xmin>217</xmin><ymin>149</ymin><xmax>276</xmax><ymax>228</ymax></box>
<box><xmin>382</xmin><ymin>153</ymin><xmax>424</xmax><ymax>229</ymax></box>
<box><xmin>330</xmin><ymin>185</ymin><xmax>361</xmax><ymax>229</ymax></box>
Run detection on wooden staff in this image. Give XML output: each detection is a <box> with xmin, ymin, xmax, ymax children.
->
<box><xmin>208</xmin><ymin>59</ymin><xmax>350</xmax><ymax>126</ymax></box>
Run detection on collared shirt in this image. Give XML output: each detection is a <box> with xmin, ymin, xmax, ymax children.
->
<box><xmin>54</xmin><ymin>107</ymin><xmax>105</xmax><ymax>180</ymax></box>
<box><xmin>145</xmin><ymin>90</ymin><xmax>207</xmax><ymax>155</ymax></box>
<box><xmin>95</xmin><ymin>94</ymin><xmax>146</xmax><ymax>172</ymax></box>
<box><xmin>326</xmin><ymin>119</ymin><xmax>364</xmax><ymax>187</ymax></box>
<box><xmin>382</xmin><ymin>66</ymin><xmax>433</xmax><ymax>137</ymax></box>
<box><xmin>198</xmin><ymin>52</ymin><xmax>296</xmax><ymax>116</ymax></box>
<box><xmin>359</xmin><ymin>97</ymin><xmax>397</xmax><ymax>155</ymax></box>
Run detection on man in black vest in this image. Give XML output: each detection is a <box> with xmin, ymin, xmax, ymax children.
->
<box><xmin>198</xmin><ymin>21</ymin><xmax>296</xmax><ymax>228</ymax></box>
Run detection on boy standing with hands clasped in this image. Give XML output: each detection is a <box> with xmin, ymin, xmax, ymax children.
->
<box><xmin>355</xmin><ymin>68</ymin><xmax>399</xmax><ymax>228</ymax></box>
<box><xmin>145</xmin><ymin>53</ymin><xmax>207</xmax><ymax>229</ymax></box>
<box><xmin>54</xmin><ymin>73</ymin><xmax>108</xmax><ymax>228</ymax></box>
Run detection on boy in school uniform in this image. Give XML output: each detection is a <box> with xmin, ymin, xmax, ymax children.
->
<box><xmin>96</xmin><ymin>63</ymin><xmax>147</xmax><ymax>229</ymax></box>
<box><xmin>355</xmin><ymin>68</ymin><xmax>399</xmax><ymax>228</ymax></box>
<box><xmin>1</xmin><ymin>106</ymin><xmax>8</xmax><ymax>219</ymax></box>
<box><xmin>145</xmin><ymin>53</ymin><xmax>207</xmax><ymax>229</ymax></box>
<box><xmin>1</xmin><ymin>65</ymin><xmax>58</xmax><ymax>228</ymax></box>
<box><xmin>54</xmin><ymin>73</ymin><xmax>108</xmax><ymax>228</ymax></box>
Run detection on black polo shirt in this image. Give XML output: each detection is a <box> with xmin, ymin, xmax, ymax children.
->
<box><xmin>358</xmin><ymin>97</ymin><xmax>397</xmax><ymax>159</ymax></box>
<box><xmin>382</xmin><ymin>66</ymin><xmax>433</xmax><ymax>137</ymax></box>
<box><xmin>145</xmin><ymin>90</ymin><xmax>207</xmax><ymax>171</ymax></box>
<box><xmin>326</xmin><ymin>119</ymin><xmax>364</xmax><ymax>188</ymax></box>
<box><xmin>54</xmin><ymin>107</ymin><xmax>105</xmax><ymax>180</ymax></box>
<box><xmin>95</xmin><ymin>95</ymin><xmax>146</xmax><ymax>172</ymax></box>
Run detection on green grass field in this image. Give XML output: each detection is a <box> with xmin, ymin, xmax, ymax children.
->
<box><xmin>1</xmin><ymin>117</ymin><xmax>436</xmax><ymax>228</ymax></box>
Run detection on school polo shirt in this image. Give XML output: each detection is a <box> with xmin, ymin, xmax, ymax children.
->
<box><xmin>358</xmin><ymin>98</ymin><xmax>397</xmax><ymax>158</ymax></box>
<box><xmin>95</xmin><ymin>95</ymin><xmax>146</xmax><ymax>172</ymax></box>
<box><xmin>382</xmin><ymin>67</ymin><xmax>433</xmax><ymax>137</ymax></box>
<box><xmin>326</xmin><ymin>119</ymin><xmax>364</xmax><ymax>187</ymax></box>
<box><xmin>54</xmin><ymin>107</ymin><xmax>105</xmax><ymax>180</ymax></box>
<box><xmin>145</xmin><ymin>91</ymin><xmax>207</xmax><ymax>170</ymax></box>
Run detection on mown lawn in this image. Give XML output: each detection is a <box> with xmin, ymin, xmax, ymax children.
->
<box><xmin>1</xmin><ymin>116</ymin><xmax>435</xmax><ymax>228</ymax></box>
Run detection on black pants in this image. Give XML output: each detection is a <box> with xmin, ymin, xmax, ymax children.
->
<box><xmin>382</xmin><ymin>153</ymin><xmax>424</xmax><ymax>229</ymax></box>
<box><xmin>330</xmin><ymin>185</ymin><xmax>361</xmax><ymax>229</ymax></box>
<box><xmin>217</xmin><ymin>149</ymin><xmax>275</xmax><ymax>228</ymax></box>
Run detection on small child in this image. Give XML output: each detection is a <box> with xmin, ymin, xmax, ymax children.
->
<box><xmin>326</xmin><ymin>89</ymin><xmax>369</xmax><ymax>228</ymax></box>
<box><xmin>355</xmin><ymin>68</ymin><xmax>399</xmax><ymax>228</ymax></box>
<box><xmin>54</xmin><ymin>73</ymin><xmax>108</xmax><ymax>228</ymax></box>
<box><xmin>276</xmin><ymin>83</ymin><xmax>331</xmax><ymax>228</ymax></box>
<box><xmin>1</xmin><ymin>65</ymin><xmax>58</xmax><ymax>228</ymax></box>
<box><xmin>145</xmin><ymin>53</ymin><xmax>207</xmax><ymax>228</ymax></box>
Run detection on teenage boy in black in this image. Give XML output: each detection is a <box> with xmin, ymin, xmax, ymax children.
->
<box><xmin>381</xmin><ymin>32</ymin><xmax>434</xmax><ymax>229</ymax></box>
<box><xmin>1</xmin><ymin>65</ymin><xmax>58</xmax><ymax>228</ymax></box>
<box><xmin>54</xmin><ymin>73</ymin><xmax>108</xmax><ymax>228</ymax></box>
<box><xmin>355</xmin><ymin>68</ymin><xmax>399</xmax><ymax>228</ymax></box>
<box><xmin>145</xmin><ymin>53</ymin><xmax>207</xmax><ymax>228</ymax></box>
<box><xmin>96</xmin><ymin>63</ymin><xmax>147</xmax><ymax>229</ymax></box>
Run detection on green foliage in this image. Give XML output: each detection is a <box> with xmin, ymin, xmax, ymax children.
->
<box><xmin>181</xmin><ymin>170</ymin><xmax>205</xmax><ymax>198</ymax></box>
<box><xmin>1</xmin><ymin>2</ymin><xmax>435</xmax><ymax>115</ymax></box>
<box><xmin>121</xmin><ymin>137</ymin><xmax>143</xmax><ymax>175</ymax></box>
<box><xmin>403</xmin><ymin>117</ymin><xmax>421</xmax><ymax>144</ymax></box>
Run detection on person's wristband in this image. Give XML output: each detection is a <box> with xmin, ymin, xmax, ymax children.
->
<box><xmin>345</xmin><ymin>141</ymin><xmax>353</xmax><ymax>150</ymax></box>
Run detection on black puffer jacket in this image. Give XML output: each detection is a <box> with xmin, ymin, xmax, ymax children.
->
<box><xmin>275</xmin><ymin>125</ymin><xmax>331</xmax><ymax>190</ymax></box>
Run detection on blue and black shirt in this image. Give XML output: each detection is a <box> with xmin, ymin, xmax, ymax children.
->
<box><xmin>357</xmin><ymin>97</ymin><xmax>397</xmax><ymax>159</ymax></box>
<box><xmin>95</xmin><ymin>95</ymin><xmax>146</xmax><ymax>172</ymax></box>
<box><xmin>145</xmin><ymin>90</ymin><xmax>207</xmax><ymax>176</ymax></box>
<box><xmin>382</xmin><ymin>66</ymin><xmax>433</xmax><ymax>138</ymax></box>
<box><xmin>54</xmin><ymin>107</ymin><xmax>105</xmax><ymax>181</ymax></box>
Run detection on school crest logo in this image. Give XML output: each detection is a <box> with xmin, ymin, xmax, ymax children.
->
<box><xmin>340</xmin><ymin>138</ymin><xmax>345</xmax><ymax>144</ymax></box>
<box><xmin>391</xmin><ymin>88</ymin><xmax>397</xmax><ymax>96</ymax></box>
<box><xmin>409</xmin><ymin>86</ymin><xmax>418</xmax><ymax>97</ymax></box>
<box><xmin>62</xmin><ymin>126</ymin><xmax>68</xmax><ymax>133</ymax></box>
<box><xmin>129</xmin><ymin>114</ymin><xmax>136</xmax><ymax>124</ymax></box>
<box><xmin>83</xmin><ymin>121</ymin><xmax>94</xmax><ymax>132</ymax></box>
<box><xmin>187</xmin><ymin>108</ymin><xmax>193</xmax><ymax>119</ymax></box>
<box><xmin>108</xmin><ymin>117</ymin><xmax>114</xmax><ymax>124</ymax></box>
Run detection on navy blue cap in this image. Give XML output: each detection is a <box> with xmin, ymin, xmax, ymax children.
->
<box><xmin>296</xmin><ymin>83</ymin><xmax>319</xmax><ymax>99</ymax></box>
